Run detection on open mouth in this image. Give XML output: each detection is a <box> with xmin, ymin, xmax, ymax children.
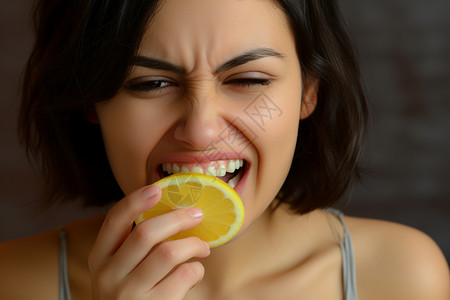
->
<box><xmin>157</xmin><ymin>159</ymin><xmax>247</xmax><ymax>189</ymax></box>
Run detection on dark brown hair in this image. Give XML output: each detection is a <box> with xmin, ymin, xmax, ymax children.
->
<box><xmin>20</xmin><ymin>0</ymin><xmax>368</xmax><ymax>213</ymax></box>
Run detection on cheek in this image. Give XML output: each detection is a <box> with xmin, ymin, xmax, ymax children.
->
<box><xmin>258</xmin><ymin>69</ymin><xmax>303</xmax><ymax>194</ymax></box>
<box><xmin>238</xmin><ymin>86</ymin><xmax>301</xmax><ymax>224</ymax></box>
<box><xmin>257</xmin><ymin>92</ymin><xmax>300</xmax><ymax>191</ymax></box>
<box><xmin>95</xmin><ymin>99</ymin><xmax>173</xmax><ymax>194</ymax></box>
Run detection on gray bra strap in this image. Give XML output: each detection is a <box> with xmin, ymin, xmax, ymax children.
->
<box><xmin>58</xmin><ymin>227</ymin><xmax>72</xmax><ymax>300</ymax></box>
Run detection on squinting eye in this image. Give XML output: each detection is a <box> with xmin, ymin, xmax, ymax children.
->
<box><xmin>126</xmin><ymin>80</ymin><xmax>173</xmax><ymax>91</ymax></box>
<box><xmin>124</xmin><ymin>78</ymin><xmax>177</xmax><ymax>94</ymax></box>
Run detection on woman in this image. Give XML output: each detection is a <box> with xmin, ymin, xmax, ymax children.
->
<box><xmin>0</xmin><ymin>0</ymin><xmax>448</xmax><ymax>299</ymax></box>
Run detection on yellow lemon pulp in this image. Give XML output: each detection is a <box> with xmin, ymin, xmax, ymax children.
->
<box><xmin>135</xmin><ymin>172</ymin><xmax>245</xmax><ymax>248</ymax></box>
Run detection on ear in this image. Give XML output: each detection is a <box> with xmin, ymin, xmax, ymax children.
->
<box><xmin>85</xmin><ymin>105</ymin><xmax>99</xmax><ymax>124</ymax></box>
<box><xmin>300</xmin><ymin>77</ymin><xmax>319</xmax><ymax>120</ymax></box>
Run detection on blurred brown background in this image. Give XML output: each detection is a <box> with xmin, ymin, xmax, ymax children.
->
<box><xmin>1</xmin><ymin>1</ymin><xmax>449</xmax><ymax>261</ymax></box>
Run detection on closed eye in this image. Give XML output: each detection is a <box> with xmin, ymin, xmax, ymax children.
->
<box><xmin>224</xmin><ymin>78</ymin><xmax>271</xmax><ymax>88</ymax></box>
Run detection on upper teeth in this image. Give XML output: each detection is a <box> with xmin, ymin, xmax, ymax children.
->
<box><xmin>161</xmin><ymin>159</ymin><xmax>244</xmax><ymax>177</ymax></box>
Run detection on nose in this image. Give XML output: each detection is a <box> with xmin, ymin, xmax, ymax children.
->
<box><xmin>173</xmin><ymin>97</ymin><xmax>222</xmax><ymax>150</ymax></box>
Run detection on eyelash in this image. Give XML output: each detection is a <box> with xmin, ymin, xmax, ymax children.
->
<box><xmin>224</xmin><ymin>78</ymin><xmax>272</xmax><ymax>87</ymax></box>
<box><xmin>125</xmin><ymin>77</ymin><xmax>271</xmax><ymax>94</ymax></box>
<box><xmin>125</xmin><ymin>80</ymin><xmax>176</xmax><ymax>93</ymax></box>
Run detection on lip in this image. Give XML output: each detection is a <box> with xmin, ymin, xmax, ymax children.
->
<box><xmin>151</xmin><ymin>151</ymin><xmax>251</xmax><ymax>195</ymax></box>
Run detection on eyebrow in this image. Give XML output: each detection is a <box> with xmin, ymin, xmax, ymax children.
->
<box><xmin>132</xmin><ymin>56</ymin><xmax>186</xmax><ymax>74</ymax></box>
<box><xmin>214</xmin><ymin>47</ymin><xmax>284</xmax><ymax>74</ymax></box>
<box><xmin>132</xmin><ymin>47</ymin><xmax>284</xmax><ymax>75</ymax></box>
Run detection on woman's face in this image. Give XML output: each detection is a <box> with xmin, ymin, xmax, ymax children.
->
<box><xmin>95</xmin><ymin>0</ymin><xmax>314</xmax><ymax>231</ymax></box>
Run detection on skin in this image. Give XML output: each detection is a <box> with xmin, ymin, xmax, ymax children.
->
<box><xmin>0</xmin><ymin>1</ymin><xmax>448</xmax><ymax>299</ymax></box>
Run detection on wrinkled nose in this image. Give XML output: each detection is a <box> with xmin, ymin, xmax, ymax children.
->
<box><xmin>173</xmin><ymin>99</ymin><xmax>222</xmax><ymax>150</ymax></box>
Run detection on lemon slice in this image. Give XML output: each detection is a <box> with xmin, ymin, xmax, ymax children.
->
<box><xmin>135</xmin><ymin>172</ymin><xmax>245</xmax><ymax>248</ymax></box>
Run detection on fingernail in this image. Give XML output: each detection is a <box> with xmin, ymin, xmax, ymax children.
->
<box><xmin>143</xmin><ymin>185</ymin><xmax>160</xmax><ymax>199</ymax></box>
<box><xmin>188</xmin><ymin>207</ymin><xmax>203</xmax><ymax>219</ymax></box>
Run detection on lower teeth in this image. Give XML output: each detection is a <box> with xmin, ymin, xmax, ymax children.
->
<box><xmin>227</xmin><ymin>168</ymin><xmax>244</xmax><ymax>188</ymax></box>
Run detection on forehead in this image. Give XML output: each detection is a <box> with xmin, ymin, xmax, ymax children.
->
<box><xmin>139</xmin><ymin>0</ymin><xmax>294</xmax><ymax>69</ymax></box>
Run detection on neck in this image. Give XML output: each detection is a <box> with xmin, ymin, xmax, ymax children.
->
<box><xmin>195</xmin><ymin>206</ymin><xmax>320</xmax><ymax>296</ymax></box>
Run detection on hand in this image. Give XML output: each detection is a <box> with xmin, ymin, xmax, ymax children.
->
<box><xmin>88</xmin><ymin>185</ymin><xmax>211</xmax><ymax>299</ymax></box>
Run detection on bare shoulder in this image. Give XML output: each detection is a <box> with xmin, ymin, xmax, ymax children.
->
<box><xmin>0</xmin><ymin>230</ymin><xmax>60</xmax><ymax>300</ymax></box>
<box><xmin>0</xmin><ymin>216</ymin><xmax>103</xmax><ymax>300</ymax></box>
<box><xmin>344</xmin><ymin>216</ymin><xmax>450</xmax><ymax>300</ymax></box>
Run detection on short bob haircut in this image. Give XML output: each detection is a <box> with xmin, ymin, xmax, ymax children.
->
<box><xmin>20</xmin><ymin>0</ymin><xmax>368</xmax><ymax>214</ymax></box>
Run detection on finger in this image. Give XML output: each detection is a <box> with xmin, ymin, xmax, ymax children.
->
<box><xmin>105</xmin><ymin>207</ymin><xmax>204</xmax><ymax>279</ymax></box>
<box><xmin>123</xmin><ymin>237</ymin><xmax>210</xmax><ymax>294</ymax></box>
<box><xmin>89</xmin><ymin>185</ymin><xmax>161</xmax><ymax>272</ymax></box>
<box><xmin>148</xmin><ymin>261</ymin><xmax>205</xmax><ymax>299</ymax></box>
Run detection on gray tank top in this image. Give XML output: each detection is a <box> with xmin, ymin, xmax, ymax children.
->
<box><xmin>58</xmin><ymin>209</ymin><xmax>357</xmax><ymax>300</ymax></box>
<box><xmin>326</xmin><ymin>208</ymin><xmax>358</xmax><ymax>300</ymax></box>
<box><xmin>58</xmin><ymin>227</ymin><xmax>71</xmax><ymax>300</ymax></box>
